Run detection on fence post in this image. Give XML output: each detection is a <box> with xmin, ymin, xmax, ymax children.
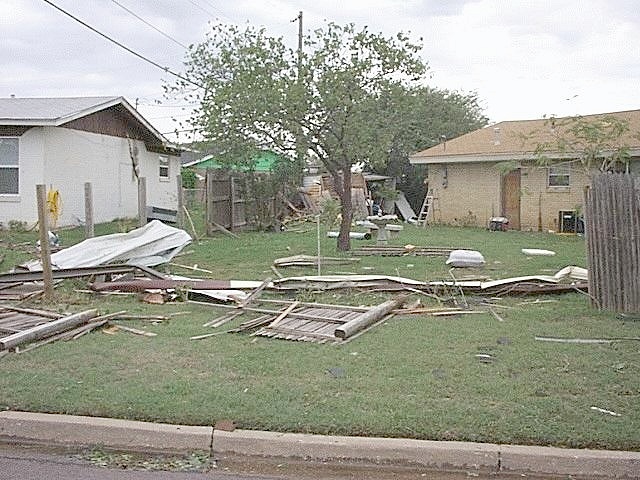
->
<box><xmin>205</xmin><ymin>169</ymin><xmax>213</xmax><ymax>236</ymax></box>
<box><xmin>138</xmin><ymin>177</ymin><xmax>147</xmax><ymax>227</ymax></box>
<box><xmin>36</xmin><ymin>184</ymin><xmax>54</xmax><ymax>301</ymax></box>
<box><xmin>84</xmin><ymin>182</ymin><xmax>94</xmax><ymax>238</ymax></box>
<box><xmin>230</xmin><ymin>176</ymin><xmax>236</xmax><ymax>231</ymax></box>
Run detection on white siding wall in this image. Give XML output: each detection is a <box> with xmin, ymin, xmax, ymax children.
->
<box><xmin>0</xmin><ymin>127</ymin><xmax>179</xmax><ymax>227</ymax></box>
<box><xmin>0</xmin><ymin>128</ymin><xmax>44</xmax><ymax>225</ymax></box>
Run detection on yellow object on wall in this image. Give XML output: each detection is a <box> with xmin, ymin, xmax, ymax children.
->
<box><xmin>46</xmin><ymin>189</ymin><xmax>61</xmax><ymax>228</ymax></box>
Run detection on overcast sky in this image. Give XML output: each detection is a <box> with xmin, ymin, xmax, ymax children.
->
<box><xmin>2</xmin><ymin>0</ymin><xmax>639</xmax><ymax>142</ymax></box>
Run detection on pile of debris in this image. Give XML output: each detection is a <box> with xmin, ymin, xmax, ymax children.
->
<box><xmin>0</xmin><ymin>220</ymin><xmax>592</xmax><ymax>353</ymax></box>
<box><xmin>188</xmin><ymin>295</ymin><xmax>484</xmax><ymax>344</ymax></box>
<box><xmin>0</xmin><ymin>306</ymin><xmax>158</xmax><ymax>358</ymax></box>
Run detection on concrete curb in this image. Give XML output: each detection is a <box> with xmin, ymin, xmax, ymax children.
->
<box><xmin>1</xmin><ymin>411</ymin><xmax>639</xmax><ymax>477</ymax></box>
<box><xmin>0</xmin><ymin>411</ymin><xmax>212</xmax><ymax>454</ymax></box>
<box><xmin>213</xmin><ymin>429</ymin><xmax>500</xmax><ymax>471</ymax></box>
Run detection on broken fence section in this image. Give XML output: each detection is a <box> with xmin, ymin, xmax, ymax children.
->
<box><xmin>191</xmin><ymin>297</ymin><xmax>407</xmax><ymax>344</ymax></box>
<box><xmin>0</xmin><ymin>308</ymin><xmax>99</xmax><ymax>354</ymax></box>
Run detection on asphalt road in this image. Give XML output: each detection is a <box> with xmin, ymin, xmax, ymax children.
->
<box><xmin>0</xmin><ymin>444</ymin><xmax>546</xmax><ymax>480</ymax></box>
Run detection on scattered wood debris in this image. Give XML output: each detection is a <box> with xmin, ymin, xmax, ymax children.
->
<box><xmin>191</xmin><ymin>296</ymin><xmax>407</xmax><ymax>344</ymax></box>
<box><xmin>0</xmin><ymin>283</ymin><xmax>45</xmax><ymax>301</ymax></box>
<box><xmin>141</xmin><ymin>292</ymin><xmax>165</xmax><ymax>304</ymax></box>
<box><xmin>110</xmin><ymin>324</ymin><xmax>157</xmax><ymax>337</ymax></box>
<box><xmin>235</xmin><ymin>278</ymin><xmax>271</xmax><ymax>308</ymax></box>
<box><xmin>0</xmin><ymin>309</ymin><xmax>98</xmax><ymax>351</ymax></box>
<box><xmin>0</xmin><ymin>265</ymin><xmax>167</xmax><ymax>284</ymax></box>
<box><xmin>352</xmin><ymin>245</ymin><xmax>456</xmax><ymax>257</ymax></box>
<box><xmin>535</xmin><ymin>336</ymin><xmax>640</xmax><ymax>344</ymax></box>
<box><xmin>169</xmin><ymin>263</ymin><xmax>213</xmax><ymax>274</ymax></box>
<box><xmin>273</xmin><ymin>255</ymin><xmax>360</xmax><ymax>267</ymax></box>
<box><xmin>590</xmin><ymin>406</ymin><xmax>621</xmax><ymax>417</ymax></box>
<box><xmin>270</xmin><ymin>274</ymin><xmax>427</xmax><ymax>292</ymax></box>
<box><xmin>0</xmin><ymin>305</ymin><xmax>160</xmax><ymax>356</ymax></box>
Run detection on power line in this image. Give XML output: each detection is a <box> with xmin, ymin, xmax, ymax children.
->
<box><xmin>108</xmin><ymin>0</ymin><xmax>188</xmax><ymax>49</ymax></box>
<box><xmin>185</xmin><ymin>0</ymin><xmax>234</xmax><ymax>22</ymax></box>
<box><xmin>161</xmin><ymin>127</ymin><xmax>203</xmax><ymax>134</ymax></box>
<box><xmin>41</xmin><ymin>0</ymin><xmax>204</xmax><ymax>90</ymax></box>
<box><xmin>138</xmin><ymin>101</ymin><xmax>199</xmax><ymax>108</ymax></box>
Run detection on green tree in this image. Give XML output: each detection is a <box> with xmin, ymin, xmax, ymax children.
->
<box><xmin>376</xmin><ymin>87</ymin><xmax>487</xmax><ymax>210</ymax></box>
<box><xmin>169</xmin><ymin>22</ymin><xmax>428</xmax><ymax>250</ymax></box>
<box><xmin>534</xmin><ymin>114</ymin><xmax>632</xmax><ymax>175</ymax></box>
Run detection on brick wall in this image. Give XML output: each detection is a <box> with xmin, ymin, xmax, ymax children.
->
<box><xmin>426</xmin><ymin>161</ymin><xmax>590</xmax><ymax>230</ymax></box>
<box><xmin>427</xmin><ymin>162</ymin><xmax>500</xmax><ymax>227</ymax></box>
<box><xmin>519</xmin><ymin>163</ymin><xmax>590</xmax><ymax>231</ymax></box>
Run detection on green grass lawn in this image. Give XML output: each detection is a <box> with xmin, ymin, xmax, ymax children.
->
<box><xmin>1</xmin><ymin>221</ymin><xmax>638</xmax><ymax>451</ymax></box>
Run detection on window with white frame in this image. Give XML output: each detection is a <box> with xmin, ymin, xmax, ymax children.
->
<box><xmin>548</xmin><ymin>164</ymin><xmax>570</xmax><ymax>187</ymax></box>
<box><xmin>0</xmin><ymin>137</ymin><xmax>19</xmax><ymax>195</ymax></box>
<box><xmin>159</xmin><ymin>155</ymin><xmax>169</xmax><ymax>180</ymax></box>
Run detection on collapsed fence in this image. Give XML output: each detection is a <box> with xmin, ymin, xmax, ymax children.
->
<box><xmin>585</xmin><ymin>173</ymin><xmax>640</xmax><ymax>313</ymax></box>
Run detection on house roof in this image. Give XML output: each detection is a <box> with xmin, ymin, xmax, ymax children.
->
<box><xmin>183</xmin><ymin>151</ymin><xmax>281</xmax><ymax>172</ymax></box>
<box><xmin>410</xmin><ymin>109</ymin><xmax>640</xmax><ymax>164</ymax></box>
<box><xmin>0</xmin><ymin>96</ymin><xmax>170</xmax><ymax>147</ymax></box>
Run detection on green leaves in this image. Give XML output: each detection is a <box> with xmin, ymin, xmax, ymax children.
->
<box><xmin>534</xmin><ymin>114</ymin><xmax>632</xmax><ymax>174</ymax></box>
<box><xmin>170</xmin><ymin>20</ymin><xmax>484</xmax><ymax>248</ymax></box>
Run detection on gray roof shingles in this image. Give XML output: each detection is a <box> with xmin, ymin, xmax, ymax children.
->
<box><xmin>0</xmin><ymin>96</ymin><xmax>120</xmax><ymax>122</ymax></box>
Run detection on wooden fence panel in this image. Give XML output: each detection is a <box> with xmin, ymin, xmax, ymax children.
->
<box><xmin>205</xmin><ymin>170</ymin><xmax>283</xmax><ymax>234</ymax></box>
<box><xmin>585</xmin><ymin>173</ymin><xmax>640</xmax><ymax>312</ymax></box>
<box><xmin>205</xmin><ymin>170</ymin><xmax>248</xmax><ymax>234</ymax></box>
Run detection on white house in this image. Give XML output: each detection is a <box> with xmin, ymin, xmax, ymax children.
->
<box><xmin>0</xmin><ymin>96</ymin><xmax>181</xmax><ymax>228</ymax></box>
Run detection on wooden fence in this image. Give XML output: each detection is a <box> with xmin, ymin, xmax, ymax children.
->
<box><xmin>206</xmin><ymin>170</ymin><xmax>247</xmax><ymax>234</ymax></box>
<box><xmin>585</xmin><ymin>173</ymin><xmax>640</xmax><ymax>312</ymax></box>
<box><xmin>205</xmin><ymin>170</ymin><xmax>279</xmax><ymax>234</ymax></box>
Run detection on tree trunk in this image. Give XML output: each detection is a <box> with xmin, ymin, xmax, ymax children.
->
<box><xmin>337</xmin><ymin>171</ymin><xmax>353</xmax><ymax>251</ymax></box>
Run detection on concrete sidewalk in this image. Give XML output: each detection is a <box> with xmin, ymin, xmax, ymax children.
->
<box><xmin>1</xmin><ymin>410</ymin><xmax>638</xmax><ymax>478</ymax></box>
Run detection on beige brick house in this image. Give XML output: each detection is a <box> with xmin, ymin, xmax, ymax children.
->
<box><xmin>409</xmin><ymin>109</ymin><xmax>640</xmax><ymax>232</ymax></box>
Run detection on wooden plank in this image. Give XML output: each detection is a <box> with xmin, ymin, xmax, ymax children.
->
<box><xmin>36</xmin><ymin>184</ymin><xmax>54</xmax><ymax>301</ymax></box>
<box><xmin>259</xmin><ymin>298</ymin><xmax>369</xmax><ymax>312</ymax></box>
<box><xmin>112</xmin><ymin>324</ymin><xmax>157</xmax><ymax>337</ymax></box>
<box><xmin>269</xmin><ymin>301</ymin><xmax>299</xmax><ymax>328</ymax></box>
<box><xmin>334</xmin><ymin>296</ymin><xmax>406</xmax><ymax>339</ymax></box>
<box><xmin>0</xmin><ymin>309</ymin><xmax>97</xmax><ymax>350</ymax></box>
<box><xmin>203</xmin><ymin>311</ymin><xmax>245</xmax><ymax>328</ymax></box>
<box><xmin>84</xmin><ymin>182</ymin><xmax>94</xmax><ymax>238</ymax></box>
<box><xmin>394</xmin><ymin>191</ymin><xmax>416</xmax><ymax>221</ymax></box>
<box><xmin>200</xmin><ymin>303</ymin><xmax>354</xmax><ymax>323</ymax></box>
<box><xmin>176</xmin><ymin>174</ymin><xmax>185</xmax><ymax>229</ymax></box>
<box><xmin>237</xmin><ymin>277</ymin><xmax>272</xmax><ymax>307</ymax></box>
<box><xmin>138</xmin><ymin>177</ymin><xmax>147</xmax><ymax>227</ymax></box>
<box><xmin>0</xmin><ymin>306</ymin><xmax>63</xmax><ymax>319</ymax></box>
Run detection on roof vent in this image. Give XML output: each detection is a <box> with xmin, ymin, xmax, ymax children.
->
<box><xmin>493</xmin><ymin>127</ymin><xmax>501</xmax><ymax>146</ymax></box>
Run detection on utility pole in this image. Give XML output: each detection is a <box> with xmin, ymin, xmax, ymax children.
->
<box><xmin>292</xmin><ymin>11</ymin><xmax>304</xmax><ymax>177</ymax></box>
<box><xmin>296</xmin><ymin>11</ymin><xmax>302</xmax><ymax>74</ymax></box>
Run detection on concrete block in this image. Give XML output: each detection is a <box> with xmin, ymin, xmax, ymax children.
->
<box><xmin>384</xmin><ymin>224</ymin><xmax>403</xmax><ymax>238</ymax></box>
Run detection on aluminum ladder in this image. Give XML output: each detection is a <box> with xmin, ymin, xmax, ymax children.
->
<box><xmin>416</xmin><ymin>195</ymin><xmax>433</xmax><ymax>227</ymax></box>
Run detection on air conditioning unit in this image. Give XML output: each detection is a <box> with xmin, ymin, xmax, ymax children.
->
<box><xmin>558</xmin><ymin>210</ymin><xmax>577</xmax><ymax>233</ymax></box>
